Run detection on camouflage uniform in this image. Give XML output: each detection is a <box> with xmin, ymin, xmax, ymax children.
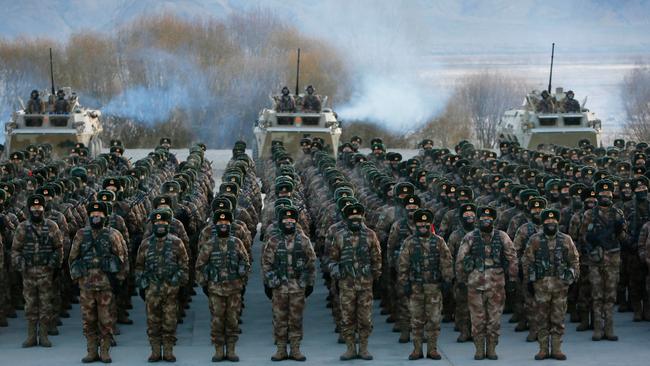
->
<box><xmin>11</xmin><ymin>213</ymin><xmax>63</xmax><ymax>347</ymax></box>
<box><xmin>397</xmin><ymin>220</ymin><xmax>453</xmax><ymax>360</ymax></box>
<box><xmin>329</xmin><ymin>217</ymin><xmax>382</xmax><ymax>360</ymax></box>
<box><xmin>456</xmin><ymin>224</ymin><xmax>517</xmax><ymax>360</ymax></box>
<box><xmin>69</xmin><ymin>219</ymin><xmax>127</xmax><ymax>362</ymax></box>
<box><xmin>196</xmin><ymin>221</ymin><xmax>249</xmax><ymax>362</ymax></box>
<box><xmin>262</xmin><ymin>225</ymin><xmax>316</xmax><ymax>361</ymax></box>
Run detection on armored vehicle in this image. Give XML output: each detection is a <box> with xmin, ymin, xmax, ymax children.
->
<box><xmin>4</xmin><ymin>87</ymin><xmax>103</xmax><ymax>159</ymax></box>
<box><xmin>498</xmin><ymin>87</ymin><xmax>602</xmax><ymax>149</ymax></box>
<box><xmin>253</xmin><ymin>91</ymin><xmax>342</xmax><ymax>173</ymax></box>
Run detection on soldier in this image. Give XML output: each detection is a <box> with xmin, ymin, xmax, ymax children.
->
<box><xmin>135</xmin><ymin>209</ymin><xmax>189</xmax><ymax>362</ymax></box>
<box><xmin>262</xmin><ymin>206</ymin><xmax>316</xmax><ymax>361</ymax></box>
<box><xmin>455</xmin><ymin>207</ymin><xmax>517</xmax><ymax>360</ymax></box>
<box><xmin>278</xmin><ymin>86</ymin><xmax>296</xmax><ymax>112</ymax></box>
<box><xmin>536</xmin><ymin>90</ymin><xmax>555</xmax><ymax>114</ymax></box>
<box><xmin>397</xmin><ymin>209</ymin><xmax>453</xmax><ymax>360</ymax></box>
<box><xmin>301</xmin><ymin>85</ymin><xmax>321</xmax><ymax>113</ymax></box>
<box><xmin>624</xmin><ymin>176</ymin><xmax>650</xmax><ymax>321</ymax></box>
<box><xmin>26</xmin><ymin>90</ymin><xmax>44</xmax><ymax>114</ymax></box>
<box><xmin>54</xmin><ymin>89</ymin><xmax>69</xmax><ymax>114</ymax></box>
<box><xmin>562</xmin><ymin>91</ymin><xmax>581</xmax><ymax>113</ymax></box>
<box><xmin>580</xmin><ymin>179</ymin><xmax>627</xmax><ymax>341</ymax></box>
<box><xmin>11</xmin><ymin>194</ymin><xmax>63</xmax><ymax>347</ymax></box>
<box><xmin>329</xmin><ymin>203</ymin><xmax>382</xmax><ymax>361</ymax></box>
<box><xmin>69</xmin><ymin>201</ymin><xmax>128</xmax><ymax>363</ymax></box>
<box><xmin>196</xmin><ymin>209</ymin><xmax>250</xmax><ymax>362</ymax></box>
<box><xmin>522</xmin><ymin>209</ymin><xmax>579</xmax><ymax>360</ymax></box>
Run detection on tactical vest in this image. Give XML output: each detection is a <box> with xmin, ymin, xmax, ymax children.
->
<box><xmin>203</xmin><ymin>228</ymin><xmax>240</xmax><ymax>283</ymax></box>
<box><xmin>630</xmin><ymin>200</ymin><xmax>649</xmax><ymax>246</ymax></box>
<box><xmin>463</xmin><ymin>229</ymin><xmax>507</xmax><ymax>273</ymax></box>
<box><xmin>340</xmin><ymin>228</ymin><xmax>371</xmax><ymax>278</ymax></box>
<box><xmin>588</xmin><ymin>207</ymin><xmax>619</xmax><ymax>251</ymax></box>
<box><xmin>392</xmin><ymin>219</ymin><xmax>411</xmax><ymax>263</ymax></box>
<box><xmin>410</xmin><ymin>235</ymin><xmax>442</xmax><ymax>284</ymax></box>
<box><xmin>272</xmin><ymin>233</ymin><xmax>307</xmax><ymax>282</ymax></box>
<box><xmin>531</xmin><ymin>234</ymin><xmax>571</xmax><ymax>282</ymax></box>
<box><xmin>144</xmin><ymin>235</ymin><xmax>180</xmax><ymax>286</ymax></box>
<box><xmin>23</xmin><ymin>222</ymin><xmax>56</xmax><ymax>267</ymax></box>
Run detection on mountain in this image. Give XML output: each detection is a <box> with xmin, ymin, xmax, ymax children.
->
<box><xmin>1</xmin><ymin>0</ymin><xmax>648</xmax><ymax>53</ymax></box>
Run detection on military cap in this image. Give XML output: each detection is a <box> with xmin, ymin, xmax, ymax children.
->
<box><xmin>37</xmin><ymin>186</ymin><xmax>54</xmax><ymax>198</ymax></box>
<box><xmin>569</xmin><ymin>183</ymin><xmax>588</xmax><ymax>197</ymax></box>
<box><xmin>527</xmin><ymin>196</ymin><xmax>547</xmax><ymax>210</ymax></box>
<box><xmin>160</xmin><ymin>137</ymin><xmax>172</xmax><ymax>145</ymax></box>
<box><xmin>595</xmin><ymin>179</ymin><xmax>614</xmax><ymax>193</ymax></box>
<box><xmin>153</xmin><ymin>195</ymin><xmax>174</xmax><ymax>208</ymax></box>
<box><xmin>213</xmin><ymin>209</ymin><xmax>233</xmax><ymax>223</ymax></box>
<box><xmin>420</xmin><ymin>139</ymin><xmax>434</xmax><ymax>147</ymax></box>
<box><xmin>402</xmin><ymin>194</ymin><xmax>422</xmax><ymax>208</ymax></box>
<box><xmin>343</xmin><ymin>203</ymin><xmax>365</xmax><ymax>219</ymax></box>
<box><xmin>413</xmin><ymin>208</ymin><xmax>434</xmax><ymax>224</ymax></box>
<box><xmin>150</xmin><ymin>208</ymin><xmax>172</xmax><ymax>222</ymax></box>
<box><xmin>10</xmin><ymin>151</ymin><xmax>24</xmax><ymax>160</ymax></box>
<box><xmin>634</xmin><ymin>176</ymin><xmax>650</xmax><ymax>189</ymax></box>
<box><xmin>458</xmin><ymin>186</ymin><xmax>475</xmax><ymax>200</ymax></box>
<box><xmin>27</xmin><ymin>194</ymin><xmax>45</xmax><ymax>207</ymax></box>
<box><xmin>299</xmin><ymin>137</ymin><xmax>312</xmax><ymax>146</ymax></box>
<box><xmin>98</xmin><ymin>190</ymin><xmax>116</xmax><ymax>202</ymax></box>
<box><xmin>634</xmin><ymin>166</ymin><xmax>647</xmax><ymax>176</ymax></box>
<box><xmin>613</xmin><ymin>139</ymin><xmax>625</xmax><ymax>149</ymax></box>
<box><xmin>519</xmin><ymin>188</ymin><xmax>539</xmax><ymax>202</ymax></box>
<box><xmin>87</xmin><ymin>201</ymin><xmax>109</xmax><ymax>216</ymax></box>
<box><xmin>336</xmin><ymin>196</ymin><xmax>357</xmax><ymax>211</ymax></box>
<box><xmin>351</xmin><ymin>136</ymin><xmax>363</xmax><ymax>144</ymax></box>
<box><xmin>394</xmin><ymin>182</ymin><xmax>415</xmax><ymax>197</ymax></box>
<box><xmin>103</xmin><ymin>177</ymin><xmax>121</xmax><ymax>189</ymax></box>
<box><xmin>219</xmin><ymin>182</ymin><xmax>240</xmax><ymax>195</ymax></box>
<box><xmin>278</xmin><ymin>206</ymin><xmax>298</xmax><ymax>222</ymax></box>
<box><xmin>541</xmin><ymin>208</ymin><xmax>560</xmax><ymax>222</ymax></box>
<box><xmin>499</xmin><ymin>141</ymin><xmax>511</xmax><ymax>148</ymax></box>
<box><xmin>477</xmin><ymin>206</ymin><xmax>497</xmax><ymax>220</ymax></box>
<box><xmin>211</xmin><ymin>197</ymin><xmax>233</xmax><ymax>211</ymax></box>
<box><xmin>445</xmin><ymin>184</ymin><xmax>458</xmax><ymax>195</ymax></box>
<box><xmin>275</xmin><ymin>180</ymin><xmax>294</xmax><ymax>194</ymax></box>
<box><xmin>162</xmin><ymin>180</ymin><xmax>182</xmax><ymax>194</ymax></box>
<box><xmin>110</xmin><ymin>145</ymin><xmax>124</xmax><ymax>155</ymax></box>
<box><xmin>386</xmin><ymin>152</ymin><xmax>402</xmax><ymax>162</ymax></box>
<box><xmin>109</xmin><ymin>139</ymin><xmax>122</xmax><ymax>147</ymax></box>
<box><xmin>370</xmin><ymin>138</ymin><xmax>383</xmax><ymax>146</ymax></box>
<box><xmin>460</xmin><ymin>203</ymin><xmax>477</xmax><ymax>215</ymax></box>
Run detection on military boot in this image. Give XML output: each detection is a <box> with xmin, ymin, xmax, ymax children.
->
<box><xmin>48</xmin><ymin>321</ymin><xmax>59</xmax><ymax>336</ymax></box>
<box><xmin>534</xmin><ymin>336</ymin><xmax>549</xmax><ymax>360</ymax></box>
<box><xmin>148</xmin><ymin>341</ymin><xmax>162</xmax><ymax>362</ymax></box>
<box><xmin>526</xmin><ymin>329</ymin><xmax>538</xmax><ymax>342</ymax></box>
<box><xmin>82</xmin><ymin>339</ymin><xmax>100</xmax><ymax>363</ymax></box>
<box><xmin>550</xmin><ymin>335</ymin><xmax>566</xmax><ymax>360</ymax></box>
<box><xmin>473</xmin><ymin>337</ymin><xmax>485</xmax><ymax>360</ymax></box>
<box><xmin>357</xmin><ymin>338</ymin><xmax>373</xmax><ymax>360</ymax></box>
<box><xmin>271</xmin><ymin>342</ymin><xmax>287</xmax><ymax>361</ymax></box>
<box><xmin>515</xmin><ymin>319</ymin><xmax>529</xmax><ymax>332</ymax></box>
<box><xmin>212</xmin><ymin>344</ymin><xmax>225</xmax><ymax>362</ymax></box>
<box><xmin>226</xmin><ymin>342</ymin><xmax>239</xmax><ymax>362</ymax></box>
<box><xmin>398</xmin><ymin>329</ymin><xmax>410</xmax><ymax>343</ymax></box>
<box><xmin>632</xmin><ymin>301</ymin><xmax>643</xmax><ymax>322</ymax></box>
<box><xmin>456</xmin><ymin>328</ymin><xmax>472</xmax><ymax>343</ymax></box>
<box><xmin>100</xmin><ymin>337</ymin><xmax>112</xmax><ymax>363</ymax></box>
<box><xmin>604</xmin><ymin>318</ymin><xmax>618</xmax><ymax>341</ymax></box>
<box><xmin>644</xmin><ymin>302</ymin><xmax>650</xmax><ymax>321</ymax></box>
<box><xmin>0</xmin><ymin>313</ymin><xmax>7</xmax><ymax>327</ymax></box>
<box><xmin>339</xmin><ymin>341</ymin><xmax>357</xmax><ymax>361</ymax></box>
<box><xmin>117</xmin><ymin>311</ymin><xmax>133</xmax><ymax>325</ymax></box>
<box><xmin>486</xmin><ymin>337</ymin><xmax>498</xmax><ymax>360</ymax></box>
<box><xmin>576</xmin><ymin>311</ymin><xmax>590</xmax><ymax>331</ymax></box>
<box><xmin>38</xmin><ymin>322</ymin><xmax>52</xmax><ymax>347</ymax></box>
<box><xmin>427</xmin><ymin>336</ymin><xmax>441</xmax><ymax>360</ymax></box>
<box><xmin>408</xmin><ymin>339</ymin><xmax>423</xmax><ymax>360</ymax></box>
<box><xmin>591</xmin><ymin>319</ymin><xmax>603</xmax><ymax>341</ymax></box>
<box><xmin>289</xmin><ymin>340</ymin><xmax>306</xmax><ymax>361</ymax></box>
<box><xmin>22</xmin><ymin>321</ymin><xmax>37</xmax><ymax>347</ymax></box>
<box><xmin>163</xmin><ymin>340</ymin><xmax>176</xmax><ymax>362</ymax></box>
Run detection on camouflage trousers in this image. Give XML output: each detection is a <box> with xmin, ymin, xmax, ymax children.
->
<box><xmin>145</xmin><ymin>285</ymin><xmax>179</xmax><ymax>344</ymax></box>
<box><xmin>623</xmin><ymin>251</ymin><xmax>648</xmax><ymax>311</ymax></box>
<box><xmin>80</xmin><ymin>288</ymin><xmax>115</xmax><ymax>341</ymax></box>
<box><xmin>339</xmin><ymin>285</ymin><xmax>373</xmax><ymax>341</ymax></box>
<box><xmin>533</xmin><ymin>278</ymin><xmax>569</xmax><ymax>339</ymax></box>
<box><xmin>524</xmin><ymin>282</ymin><xmax>538</xmax><ymax>334</ymax></box>
<box><xmin>468</xmin><ymin>285</ymin><xmax>506</xmax><ymax>339</ymax></box>
<box><xmin>208</xmin><ymin>291</ymin><xmax>241</xmax><ymax>345</ymax></box>
<box><xmin>409</xmin><ymin>284</ymin><xmax>442</xmax><ymax>341</ymax></box>
<box><xmin>330</xmin><ymin>280</ymin><xmax>342</xmax><ymax>328</ymax></box>
<box><xmin>576</xmin><ymin>264</ymin><xmax>592</xmax><ymax>314</ymax></box>
<box><xmin>454</xmin><ymin>283</ymin><xmax>470</xmax><ymax>335</ymax></box>
<box><xmin>23</xmin><ymin>270</ymin><xmax>55</xmax><ymax>324</ymax></box>
<box><xmin>272</xmin><ymin>289</ymin><xmax>305</xmax><ymax>344</ymax></box>
<box><xmin>589</xmin><ymin>253</ymin><xmax>620</xmax><ymax>325</ymax></box>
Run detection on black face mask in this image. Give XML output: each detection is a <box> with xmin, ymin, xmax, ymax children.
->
<box><xmin>572</xmin><ymin>197</ymin><xmax>583</xmax><ymax>210</ymax></box>
<box><xmin>543</xmin><ymin>223</ymin><xmax>558</xmax><ymax>236</ymax></box>
<box><xmin>416</xmin><ymin>225</ymin><xmax>430</xmax><ymax>237</ymax></box>
<box><xmin>598</xmin><ymin>196</ymin><xmax>612</xmax><ymax>207</ymax></box>
<box><xmin>636</xmin><ymin>191</ymin><xmax>648</xmax><ymax>201</ymax></box>
<box><xmin>348</xmin><ymin>219</ymin><xmax>362</xmax><ymax>232</ymax></box>
<box><xmin>461</xmin><ymin>217</ymin><xmax>476</xmax><ymax>231</ymax></box>
<box><xmin>532</xmin><ymin>213</ymin><xmax>542</xmax><ymax>225</ymax></box>
<box><xmin>560</xmin><ymin>194</ymin><xmax>571</xmax><ymax>205</ymax></box>
<box><xmin>90</xmin><ymin>216</ymin><xmax>105</xmax><ymax>229</ymax></box>
<box><xmin>216</xmin><ymin>223</ymin><xmax>230</xmax><ymax>237</ymax></box>
<box><xmin>281</xmin><ymin>221</ymin><xmax>296</xmax><ymax>235</ymax></box>
<box><xmin>479</xmin><ymin>219</ymin><xmax>494</xmax><ymax>233</ymax></box>
<box><xmin>549</xmin><ymin>192</ymin><xmax>560</xmax><ymax>202</ymax></box>
<box><xmin>29</xmin><ymin>209</ymin><xmax>44</xmax><ymax>223</ymax></box>
<box><xmin>154</xmin><ymin>223</ymin><xmax>169</xmax><ymax>237</ymax></box>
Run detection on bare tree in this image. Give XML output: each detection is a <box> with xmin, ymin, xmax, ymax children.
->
<box><xmin>622</xmin><ymin>65</ymin><xmax>650</xmax><ymax>141</ymax></box>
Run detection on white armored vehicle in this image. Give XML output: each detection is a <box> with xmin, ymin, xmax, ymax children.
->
<box><xmin>4</xmin><ymin>87</ymin><xmax>103</xmax><ymax>158</ymax></box>
<box><xmin>498</xmin><ymin>87</ymin><xmax>602</xmax><ymax>149</ymax></box>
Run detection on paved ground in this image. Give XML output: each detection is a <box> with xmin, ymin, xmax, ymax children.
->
<box><xmin>1</xmin><ymin>149</ymin><xmax>649</xmax><ymax>365</ymax></box>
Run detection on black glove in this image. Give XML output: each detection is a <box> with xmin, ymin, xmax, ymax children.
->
<box><xmin>527</xmin><ymin>281</ymin><xmax>535</xmax><ymax>296</ymax></box>
<box><xmin>139</xmin><ymin>288</ymin><xmax>146</xmax><ymax>301</ymax></box>
<box><xmin>441</xmin><ymin>281</ymin><xmax>452</xmax><ymax>294</ymax></box>
<box><xmin>505</xmin><ymin>281</ymin><xmax>517</xmax><ymax>294</ymax></box>
<box><xmin>264</xmin><ymin>285</ymin><xmax>273</xmax><ymax>300</ymax></box>
<box><xmin>305</xmin><ymin>285</ymin><xmax>314</xmax><ymax>298</ymax></box>
<box><xmin>202</xmin><ymin>286</ymin><xmax>209</xmax><ymax>296</ymax></box>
